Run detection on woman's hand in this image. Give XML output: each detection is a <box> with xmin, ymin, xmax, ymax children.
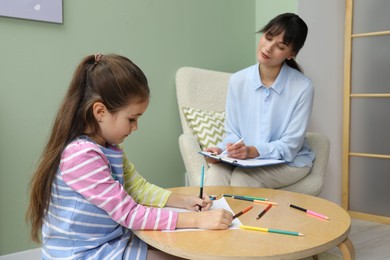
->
<box><xmin>203</xmin><ymin>147</ymin><xmax>222</xmax><ymax>164</ymax></box>
<box><xmin>226</xmin><ymin>143</ymin><xmax>259</xmax><ymax>159</ymax></box>
<box><xmin>176</xmin><ymin>209</ymin><xmax>233</xmax><ymax>230</ymax></box>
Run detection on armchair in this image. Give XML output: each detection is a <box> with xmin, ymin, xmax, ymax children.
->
<box><xmin>176</xmin><ymin>67</ymin><xmax>330</xmax><ymax>196</ymax></box>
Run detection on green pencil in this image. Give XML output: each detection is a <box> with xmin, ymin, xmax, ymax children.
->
<box><xmin>240</xmin><ymin>225</ymin><xmax>304</xmax><ymax>236</ymax></box>
<box><xmin>222</xmin><ymin>194</ymin><xmax>269</xmax><ymax>201</ymax></box>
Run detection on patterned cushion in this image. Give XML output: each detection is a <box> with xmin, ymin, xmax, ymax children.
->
<box><xmin>182</xmin><ymin>107</ymin><xmax>225</xmax><ymax>149</ymax></box>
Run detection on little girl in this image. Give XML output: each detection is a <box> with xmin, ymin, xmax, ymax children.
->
<box><xmin>27</xmin><ymin>54</ymin><xmax>233</xmax><ymax>259</ymax></box>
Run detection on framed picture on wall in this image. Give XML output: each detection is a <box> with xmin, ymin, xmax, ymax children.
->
<box><xmin>0</xmin><ymin>0</ymin><xmax>63</xmax><ymax>24</ymax></box>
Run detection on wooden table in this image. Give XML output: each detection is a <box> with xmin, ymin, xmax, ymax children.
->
<box><xmin>133</xmin><ymin>186</ymin><xmax>355</xmax><ymax>259</ymax></box>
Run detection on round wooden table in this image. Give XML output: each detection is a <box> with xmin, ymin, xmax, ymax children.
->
<box><xmin>133</xmin><ymin>186</ymin><xmax>355</xmax><ymax>259</ymax></box>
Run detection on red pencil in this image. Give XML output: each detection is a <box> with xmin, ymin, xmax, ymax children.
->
<box><xmin>256</xmin><ymin>204</ymin><xmax>272</xmax><ymax>220</ymax></box>
<box><xmin>233</xmin><ymin>205</ymin><xmax>253</xmax><ymax>219</ymax></box>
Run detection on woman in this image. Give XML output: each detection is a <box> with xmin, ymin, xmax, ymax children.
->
<box><xmin>204</xmin><ymin>13</ymin><xmax>315</xmax><ymax>188</ymax></box>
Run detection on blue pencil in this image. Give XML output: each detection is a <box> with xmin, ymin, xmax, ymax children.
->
<box><xmin>198</xmin><ymin>165</ymin><xmax>205</xmax><ymax>211</ymax></box>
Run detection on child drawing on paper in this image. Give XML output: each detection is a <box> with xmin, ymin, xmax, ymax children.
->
<box><xmin>27</xmin><ymin>53</ymin><xmax>233</xmax><ymax>260</ymax></box>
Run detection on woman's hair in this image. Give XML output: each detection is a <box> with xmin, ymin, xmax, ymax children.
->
<box><xmin>258</xmin><ymin>13</ymin><xmax>308</xmax><ymax>72</ymax></box>
<box><xmin>26</xmin><ymin>54</ymin><xmax>150</xmax><ymax>242</ymax></box>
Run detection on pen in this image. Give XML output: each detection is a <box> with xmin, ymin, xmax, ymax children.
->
<box><xmin>240</xmin><ymin>225</ymin><xmax>304</xmax><ymax>236</ymax></box>
<box><xmin>289</xmin><ymin>204</ymin><xmax>330</xmax><ymax>220</ymax></box>
<box><xmin>256</xmin><ymin>204</ymin><xmax>272</xmax><ymax>220</ymax></box>
<box><xmin>222</xmin><ymin>194</ymin><xmax>269</xmax><ymax>201</ymax></box>
<box><xmin>233</xmin><ymin>205</ymin><xmax>253</xmax><ymax>219</ymax></box>
<box><xmin>198</xmin><ymin>165</ymin><xmax>205</xmax><ymax>211</ymax></box>
<box><xmin>220</xmin><ymin>138</ymin><xmax>244</xmax><ymax>156</ymax></box>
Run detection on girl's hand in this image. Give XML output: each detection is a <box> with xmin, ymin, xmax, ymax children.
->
<box><xmin>196</xmin><ymin>209</ymin><xmax>233</xmax><ymax>229</ymax></box>
<box><xmin>166</xmin><ymin>193</ymin><xmax>212</xmax><ymax>211</ymax></box>
<box><xmin>183</xmin><ymin>193</ymin><xmax>213</xmax><ymax>212</ymax></box>
<box><xmin>177</xmin><ymin>209</ymin><xmax>233</xmax><ymax>230</ymax></box>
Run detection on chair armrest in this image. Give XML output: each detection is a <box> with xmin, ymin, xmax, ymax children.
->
<box><xmin>178</xmin><ymin>133</ymin><xmax>208</xmax><ymax>186</ymax></box>
<box><xmin>280</xmin><ymin>132</ymin><xmax>330</xmax><ymax>195</ymax></box>
<box><xmin>282</xmin><ymin>166</ymin><xmax>324</xmax><ymax>195</ymax></box>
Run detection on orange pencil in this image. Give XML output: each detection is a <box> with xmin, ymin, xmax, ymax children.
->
<box><xmin>233</xmin><ymin>205</ymin><xmax>253</xmax><ymax>219</ymax></box>
<box><xmin>254</xmin><ymin>200</ymin><xmax>279</xmax><ymax>206</ymax></box>
<box><xmin>256</xmin><ymin>203</ymin><xmax>272</xmax><ymax>219</ymax></box>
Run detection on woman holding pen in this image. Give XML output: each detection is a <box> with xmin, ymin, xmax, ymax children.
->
<box><xmin>204</xmin><ymin>13</ymin><xmax>315</xmax><ymax>188</ymax></box>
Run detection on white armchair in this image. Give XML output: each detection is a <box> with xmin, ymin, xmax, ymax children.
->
<box><xmin>176</xmin><ymin>67</ymin><xmax>330</xmax><ymax>196</ymax></box>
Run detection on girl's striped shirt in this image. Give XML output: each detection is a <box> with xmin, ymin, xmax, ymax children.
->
<box><xmin>42</xmin><ymin>136</ymin><xmax>178</xmax><ymax>259</ymax></box>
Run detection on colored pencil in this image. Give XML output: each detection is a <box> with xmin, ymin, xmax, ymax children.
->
<box><xmin>224</xmin><ymin>195</ymin><xmax>279</xmax><ymax>206</ymax></box>
<box><xmin>198</xmin><ymin>165</ymin><xmax>205</xmax><ymax>211</ymax></box>
<box><xmin>241</xmin><ymin>195</ymin><xmax>269</xmax><ymax>201</ymax></box>
<box><xmin>289</xmin><ymin>204</ymin><xmax>330</xmax><ymax>220</ymax></box>
<box><xmin>256</xmin><ymin>204</ymin><xmax>272</xmax><ymax>220</ymax></box>
<box><xmin>222</xmin><ymin>194</ymin><xmax>269</xmax><ymax>201</ymax></box>
<box><xmin>240</xmin><ymin>225</ymin><xmax>304</xmax><ymax>236</ymax></box>
<box><xmin>254</xmin><ymin>200</ymin><xmax>279</xmax><ymax>206</ymax></box>
<box><xmin>233</xmin><ymin>205</ymin><xmax>253</xmax><ymax>219</ymax></box>
<box><xmin>230</xmin><ymin>196</ymin><xmax>278</xmax><ymax>205</ymax></box>
<box><xmin>209</xmin><ymin>195</ymin><xmax>217</xmax><ymax>201</ymax></box>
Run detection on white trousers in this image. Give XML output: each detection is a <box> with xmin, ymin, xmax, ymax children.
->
<box><xmin>205</xmin><ymin>162</ymin><xmax>310</xmax><ymax>188</ymax></box>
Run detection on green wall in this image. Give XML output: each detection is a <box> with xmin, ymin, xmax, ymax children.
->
<box><xmin>255</xmin><ymin>0</ymin><xmax>298</xmax><ymax>44</ymax></box>
<box><xmin>0</xmin><ymin>0</ymin><xmax>295</xmax><ymax>255</ymax></box>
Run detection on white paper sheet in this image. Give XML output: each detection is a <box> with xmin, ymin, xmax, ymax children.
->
<box><xmin>163</xmin><ymin>197</ymin><xmax>242</xmax><ymax>232</ymax></box>
<box><xmin>200</xmin><ymin>151</ymin><xmax>285</xmax><ymax>168</ymax></box>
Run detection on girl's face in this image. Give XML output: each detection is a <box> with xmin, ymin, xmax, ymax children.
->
<box><xmin>257</xmin><ymin>31</ymin><xmax>295</xmax><ymax>68</ymax></box>
<box><xmin>97</xmin><ymin>99</ymin><xmax>149</xmax><ymax>146</ymax></box>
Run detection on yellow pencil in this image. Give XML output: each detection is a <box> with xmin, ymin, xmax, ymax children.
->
<box><xmin>240</xmin><ymin>225</ymin><xmax>304</xmax><ymax>236</ymax></box>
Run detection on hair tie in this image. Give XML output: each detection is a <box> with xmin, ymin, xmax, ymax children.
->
<box><xmin>94</xmin><ymin>53</ymin><xmax>103</xmax><ymax>64</ymax></box>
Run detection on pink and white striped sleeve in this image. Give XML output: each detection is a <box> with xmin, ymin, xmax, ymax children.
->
<box><xmin>59</xmin><ymin>141</ymin><xmax>178</xmax><ymax>230</ymax></box>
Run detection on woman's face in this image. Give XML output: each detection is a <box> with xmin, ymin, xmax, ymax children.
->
<box><xmin>257</xmin><ymin>31</ymin><xmax>295</xmax><ymax>68</ymax></box>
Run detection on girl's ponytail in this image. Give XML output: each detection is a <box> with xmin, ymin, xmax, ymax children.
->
<box><xmin>26</xmin><ymin>55</ymin><xmax>95</xmax><ymax>242</ymax></box>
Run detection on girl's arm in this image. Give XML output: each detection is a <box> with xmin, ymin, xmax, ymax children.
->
<box><xmin>122</xmin><ymin>152</ymin><xmax>171</xmax><ymax>208</ymax></box>
<box><xmin>165</xmin><ymin>192</ymin><xmax>213</xmax><ymax>211</ymax></box>
<box><xmin>121</xmin><ymin>148</ymin><xmax>232</xmax><ymax>229</ymax></box>
<box><xmin>61</xmin><ymin>143</ymin><xmax>177</xmax><ymax>231</ymax></box>
<box><xmin>122</xmin><ymin>150</ymin><xmax>214</xmax><ymax>212</ymax></box>
<box><xmin>61</xmin><ymin>142</ymin><xmax>232</xmax><ymax>231</ymax></box>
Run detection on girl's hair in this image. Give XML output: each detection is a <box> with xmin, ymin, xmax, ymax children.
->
<box><xmin>26</xmin><ymin>54</ymin><xmax>150</xmax><ymax>242</ymax></box>
<box><xmin>258</xmin><ymin>13</ymin><xmax>308</xmax><ymax>72</ymax></box>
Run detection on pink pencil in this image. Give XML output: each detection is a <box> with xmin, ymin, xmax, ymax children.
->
<box><xmin>289</xmin><ymin>204</ymin><xmax>330</xmax><ymax>220</ymax></box>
